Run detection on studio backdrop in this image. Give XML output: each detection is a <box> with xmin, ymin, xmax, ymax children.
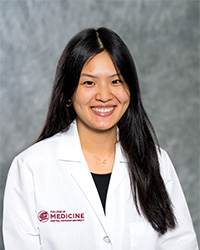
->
<box><xmin>0</xmin><ymin>1</ymin><xmax>199</xmax><ymax>249</ymax></box>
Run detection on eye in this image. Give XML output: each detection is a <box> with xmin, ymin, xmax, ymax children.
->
<box><xmin>112</xmin><ymin>79</ymin><xmax>123</xmax><ymax>84</ymax></box>
<box><xmin>83</xmin><ymin>81</ymin><xmax>95</xmax><ymax>86</ymax></box>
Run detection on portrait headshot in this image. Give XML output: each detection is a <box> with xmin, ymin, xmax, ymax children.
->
<box><xmin>0</xmin><ymin>1</ymin><xmax>199</xmax><ymax>249</ymax></box>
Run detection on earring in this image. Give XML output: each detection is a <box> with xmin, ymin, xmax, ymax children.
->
<box><xmin>66</xmin><ymin>100</ymin><xmax>72</xmax><ymax>107</ymax></box>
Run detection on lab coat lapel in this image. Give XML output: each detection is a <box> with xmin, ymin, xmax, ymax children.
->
<box><xmin>57</xmin><ymin>121</ymin><xmax>107</xmax><ymax>232</ymax></box>
<box><xmin>71</xmin><ymin>163</ymin><xmax>107</xmax><ymax>231</ymax></box>
<box><xmin>107</xmin><ymin>142</ymin><xmax>127</xmax><ymax>200</ymax></box>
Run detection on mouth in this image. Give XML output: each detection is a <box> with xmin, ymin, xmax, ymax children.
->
<box><xmin>91</xmin><ymin>106</ymin><xmax>116</xmax><ymax>117</ymax></box>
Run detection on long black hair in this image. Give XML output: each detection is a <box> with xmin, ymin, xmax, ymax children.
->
<box><xmin>36</xmin><ymin>27</ymin><xmax>176</xmax><ymax>234</ymax></box>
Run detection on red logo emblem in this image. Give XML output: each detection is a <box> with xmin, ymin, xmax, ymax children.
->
<box><xmin>38</xmin><ymin>211</ymin><xmax>49</xmax><ymax>223</ymax></box>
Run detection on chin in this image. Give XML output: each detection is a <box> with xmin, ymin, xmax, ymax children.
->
<box><xmin>92</xmin><ymin>123</ymin><xmax>116</xmax><ymax>132</ymax></box>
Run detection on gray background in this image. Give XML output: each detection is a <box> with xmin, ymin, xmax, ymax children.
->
<box><xmin>0</xmin><ymin>0</ymin><xmax>199</xmax><ymax>249</ymax></box>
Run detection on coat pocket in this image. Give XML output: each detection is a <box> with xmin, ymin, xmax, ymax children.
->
<box><xmin>130</xmin><ymin>222</ymin><xmax>158</xmax><ymax>250</ymax></box>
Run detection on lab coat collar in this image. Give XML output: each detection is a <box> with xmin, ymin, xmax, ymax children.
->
<box><xmin>57</xmin><ymin>120</ymin><xmax>83</xmax><ymax>162</ymax></box>
<box><xmin>57</xmin><ymin>119</ymin><xmax>127</xmax><ymax>163</ymax></box>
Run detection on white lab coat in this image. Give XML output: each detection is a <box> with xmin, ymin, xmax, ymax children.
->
<box><xmin>3</xmin><ymin>120</ymin><xmax>199</xmax><ymax>250</ymax></box>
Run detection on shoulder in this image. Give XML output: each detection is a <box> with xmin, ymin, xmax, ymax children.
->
<box><xmin>9</xmin><ymin>131</ymin><xmax>68</xmax><ymax>178</ymax></box>
<box><xmin>156</xmin><ymin>147</ymin><xmax>178</xmax><ymax>184</ymax></box>
<box><xmin>6</xmin><ymin>133</ymin><xmax>63</xmax><ymax>184</ymax></box>
<box><xmin>157</xmin><ymin>147</ymin><xmax>171</xmax><ymax>163</ymax></box>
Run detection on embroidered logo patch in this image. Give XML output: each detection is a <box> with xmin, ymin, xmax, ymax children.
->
<box><xmin>38</xmin><ymin>210</ymin><xmax>85</xmax><ymax>223</ymax></box>
<box><xmin>38</xmin><ymin>211</ymin><xmax>49</xmax><ymax>223</ymax></box>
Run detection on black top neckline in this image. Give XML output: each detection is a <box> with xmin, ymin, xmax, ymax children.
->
<box><xmin>91</xmin><ymin>172</ymin><xmax>112</xmax><ymax>213</ymax></box>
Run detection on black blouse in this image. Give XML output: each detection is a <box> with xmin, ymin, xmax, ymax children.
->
<box><xmin>91</xmin><ymin>172</ymin><xmax>111</xmax><ymax>213</ymax></box>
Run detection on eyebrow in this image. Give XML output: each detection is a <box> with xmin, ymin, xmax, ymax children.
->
<box><xmin>80</xmin><ymin>73</ymin><xmax>121</xmax><ymax>78</ymax></box>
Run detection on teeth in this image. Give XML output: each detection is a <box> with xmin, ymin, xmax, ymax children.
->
<box><xmin>91</xmin><ymin>107</ymin><xmax>114</xmax><ymax>113</ymax></box>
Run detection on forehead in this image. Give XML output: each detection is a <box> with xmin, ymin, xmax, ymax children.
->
<box><xmin>81</xmin><ymin>52</ymin><xmax>118</xmax><ymax>76</ymax></box>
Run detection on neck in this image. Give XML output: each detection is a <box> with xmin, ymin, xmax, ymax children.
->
<box><xmin>77</xmin><ymin>123</ymin><xmax>117</xmax><ymax>157</ymax></box>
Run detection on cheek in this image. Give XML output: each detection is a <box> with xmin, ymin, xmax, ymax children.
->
<box><xmin>116</xmin><ymin>89</ymin><xmax>130</xmax><ymax>105</ymax></box>
<box><xmin>72</xmin><ymin>89</ymin><xmax>93</xmax><ymax>108</ymax></box>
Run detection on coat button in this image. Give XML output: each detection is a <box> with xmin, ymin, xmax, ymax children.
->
<box><xmin>103</xmin><ymin>236</ymin><xmax>111</xmax><ymax>243</ymax></box>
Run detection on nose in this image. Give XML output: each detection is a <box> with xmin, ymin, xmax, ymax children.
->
<box><xmin>95</xmin><ymin>84</ymin><xmax>113</xmax><ymax>102</ymax></box>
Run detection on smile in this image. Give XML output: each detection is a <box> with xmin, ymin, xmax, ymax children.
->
<box><xmin>91</xmin><ymin>107</ymin><xmax>115</xmax><ymax>113</ymax></box>
<box><xmin>91</xmin><ymin>106</ymin><xmax>116</xmax><ymax>117</ymax></box>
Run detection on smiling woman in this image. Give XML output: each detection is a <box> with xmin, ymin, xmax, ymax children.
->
<box><xmin>73</xmin><ymin>52</ymin><xmax>130</xmax><ymax>133</ymax></box>
<box><xmin>3</xmin><ymin>27</ymin><xmax>198</xmax><ymax>250</ymax></box>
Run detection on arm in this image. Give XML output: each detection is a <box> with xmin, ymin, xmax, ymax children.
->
<box><xmin>3</xmin><ymin>157</ymin><xmax>41</xmax><ymax>250</ymax></box>
<box><xmin>158</xmin><ymin>150</ymin><xmax>199</xmax><ymax>250</ymax></box>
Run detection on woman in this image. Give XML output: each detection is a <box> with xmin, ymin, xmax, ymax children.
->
<box><xmin>3</xmin><ymin>27</ymin><xmax>198</xmax><ymax>249</ymax></box>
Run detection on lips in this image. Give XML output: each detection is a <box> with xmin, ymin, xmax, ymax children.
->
<box><xmin>91</xmin><ymin>106</ymin><xmax>115</xmax><ymax>117</ymax></box>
